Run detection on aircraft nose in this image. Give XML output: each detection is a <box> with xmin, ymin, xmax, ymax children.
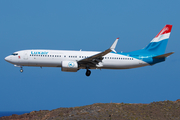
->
<box><xmin>5</xmin><ymin>56</ymin><xmax>8</xmax><ymax>61</ymax></box>
<box><xmin>5</xmin><ymin>56</ymin><xmax>11</xmax><ymax>62</ymax></box>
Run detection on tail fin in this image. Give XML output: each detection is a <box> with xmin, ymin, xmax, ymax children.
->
<box><xmin>144</xmin><ymin>24</ymin><xmax>172</xmax><ymax>55</ymax></box>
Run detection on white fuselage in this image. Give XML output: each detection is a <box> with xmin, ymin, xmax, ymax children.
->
<box><xmin>5</xmin><ymin>50</ymin><xmax>149</xmax><ymax>70</ymax></box>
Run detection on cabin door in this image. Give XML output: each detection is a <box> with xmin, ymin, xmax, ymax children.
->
<box><xmin>24</xmin><ymin>52</ymin><xmax>28</xmax><ymax>60</ymax></box>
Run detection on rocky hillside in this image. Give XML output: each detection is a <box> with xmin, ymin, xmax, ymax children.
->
<box><xmin>1</xmin><ymin>100</ymin><xmax>180</xmax><ymax>120</ymax></box>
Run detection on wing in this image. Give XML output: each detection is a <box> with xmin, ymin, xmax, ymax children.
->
<box><xmin>78</xmin><ymin>38</ymin><xmax>119</xmax><ymax>68</ymax></box>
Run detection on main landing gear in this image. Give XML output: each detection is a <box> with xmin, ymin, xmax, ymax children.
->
<box><xmin>86</xmin><ymin>69</ymin><xmax>91</xmax><ymax>76</ymax></box>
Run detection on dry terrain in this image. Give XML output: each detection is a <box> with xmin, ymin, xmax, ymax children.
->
<box><xmin>1</xmin><ymin>100</ymin><xmax>180</xmax><ymax>120</ymax></box>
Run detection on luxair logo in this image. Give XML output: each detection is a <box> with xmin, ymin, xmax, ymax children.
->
<box><xmin>68</xmin><ymin>62</ymin><xmax>75</xmax><ymax>68</ymax></box>
<box><xmin>31</xmin><ymin>51</ymin><xmax>48</xmax><ymax>55</ymax></box>
<box><xmin>159</xmin><ymin>27</ymin><xmax>169</xmax><ymax>35</ymax></box>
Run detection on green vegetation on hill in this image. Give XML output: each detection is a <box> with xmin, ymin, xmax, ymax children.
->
<box><xmin>1</xmin><ymin>100</ymin><xmax>180</xmax><ymax>120</ymax></box>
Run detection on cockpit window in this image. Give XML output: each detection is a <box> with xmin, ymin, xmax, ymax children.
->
<box><xmin>12</xmin><ymin>53</ymin><xmax>18</xmax><ymax>56</ymax></box>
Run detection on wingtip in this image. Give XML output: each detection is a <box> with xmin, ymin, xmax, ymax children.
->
<box><xmin>110</xmin><ymin>37</ymin><xmax>119</xmax><ymax>50</ymax></box>
<box><xmin>117</xmin><ymin>37</ymin><xmax>119</xmax><ymax>39</ymax></box>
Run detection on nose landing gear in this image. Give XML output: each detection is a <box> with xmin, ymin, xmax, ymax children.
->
<box><xmin>20</xmin><ymin>67</ymin><xmax>23</xmax><ymax>73</ymax></box>
<box><xmin>86</xmin><ymin>69</ymin><xmax>91</xmax><ymax>76</ymax></box>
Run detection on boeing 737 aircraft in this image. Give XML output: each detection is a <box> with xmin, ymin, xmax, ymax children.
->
<box><xmin>5</xmin><ymin>25</ymin><xmax>174</xmax><ymax>76</ymax></box>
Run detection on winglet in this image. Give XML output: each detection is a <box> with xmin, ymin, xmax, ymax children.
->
<box><xmin>110</xmin><ymin>38</ymin><xmax>119</xmax><ymax>53</ymax></box>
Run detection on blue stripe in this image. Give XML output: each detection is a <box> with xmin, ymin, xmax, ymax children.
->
<box><xmin>111</xmin><ymin>39</ymin><xmax>169</xmax><ymax>65</ymax></box>
<box><xmin>144</xmin><ymin>39</ymin><xmax>168</xmax><ymax>55</ymax></box>
<box><xmin>111</xmin><ymin>52</ymin><xmax>166</xmax><ymax>65</ymax></box>
<box><xmin>126</xmin><ymin>39</ymin><xmax>169</xmax><ymax>56</ymax></box>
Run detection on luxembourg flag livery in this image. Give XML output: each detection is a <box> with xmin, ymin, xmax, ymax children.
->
<box><xmin>151</xmin><ymin>24</ymin><xmax>172</xmax><ymax>42</ymax></box>
<box><xmin>144</xmin><ymin>25</ymin><xmax>172</xmax><ymax>55</ymax></box>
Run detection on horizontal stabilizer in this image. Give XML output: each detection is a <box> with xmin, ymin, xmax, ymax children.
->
<box><xmin>153</xmin><ymin>52</ymin><xmax>174</xmax><ymax>59</ymax></box>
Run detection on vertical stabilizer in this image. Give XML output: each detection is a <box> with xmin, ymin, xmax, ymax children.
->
<box><xmin>144</xmin><ymin>25</ymin><xmax>172</xmax><ymax>55</ymax></box>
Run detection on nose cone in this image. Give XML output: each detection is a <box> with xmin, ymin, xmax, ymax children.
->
<box><xmin>5</xmin><ymin>56</ymin><xmax>11</xmax><ymax>63</ymax></box>
<box><xmin>5</xmin><ymin>56</ymin><xmax>8</xmax><ymax>61</ymax></box>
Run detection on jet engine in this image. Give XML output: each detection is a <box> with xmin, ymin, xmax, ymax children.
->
<box><xmin>61</xmin><ymin>61</ymin><xmax>78</xmax><ymax>72</ymax></box>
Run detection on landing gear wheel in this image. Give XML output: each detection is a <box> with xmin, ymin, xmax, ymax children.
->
<box><xmin>20</xmin><ymin>69</ymin><xmax>23</xmax><ymax>73</ymax></box>
<box><xmin>86</xmin><ymin>69</ymin><xmax>91</xmax><ymax>76</ymax></box>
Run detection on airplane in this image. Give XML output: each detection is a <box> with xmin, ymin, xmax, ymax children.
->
<box><xmin>5</xmin><ymin>25</ymin><xmax>174</xmax><ymax>76</ymax></box>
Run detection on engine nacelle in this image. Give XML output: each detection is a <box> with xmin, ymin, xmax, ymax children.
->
<box><xmin>61</xmin><ymin>61</ymin><xmax>78</xmax><ymax>72</ymax></box>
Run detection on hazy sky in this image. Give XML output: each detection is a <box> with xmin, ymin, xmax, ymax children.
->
<box><xmin>0</xmin><ymin>0</ymin><xmax>180</xmax><ymax>111</ymax></box>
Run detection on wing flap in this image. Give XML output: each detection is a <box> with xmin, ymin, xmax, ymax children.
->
<box><xmin>78</xmin><ymin>38</ymin><xmax>119</xmax><ymax>64</ymax></box>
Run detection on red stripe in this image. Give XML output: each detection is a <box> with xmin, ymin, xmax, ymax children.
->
<box><xmin>155</xmin><ymin>24</ymin><xmax>172</xmax><ymax>38</ymax></box>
